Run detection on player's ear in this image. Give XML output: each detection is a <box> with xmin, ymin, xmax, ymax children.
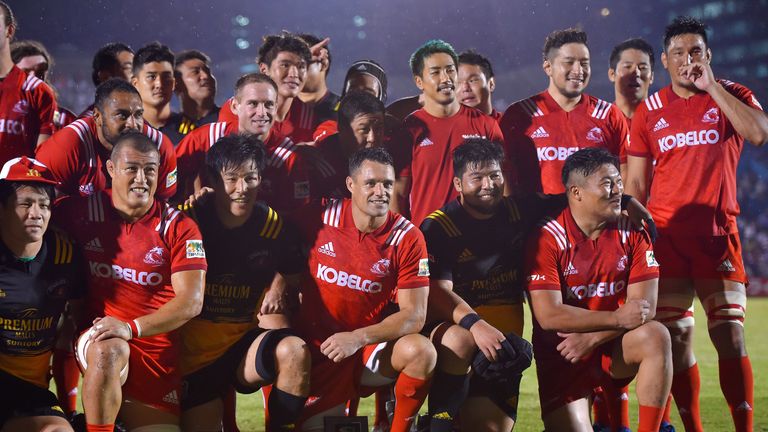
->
<box><xmin>452</xmin><ymin>176</ymin><xmax>462</xmax><ymax>193</ymax></box>
<box><xmin>542</xmin><ymin>59</ymin><xmax>552</xmax><ymax>77</ymax></box>
<box><xmin>230</xmin><ymin>97</ymin><xmax>239</xmax><ymax>116</ymax></box>
<box><xmin>487</xmin><ymin>76</ymin><xmax>495</xmax><ymax>93</ymax></box>
<box><xmin>130</xmin><ymin>72</ymin><xmax>139</xmax><ymax>87</ymax></box>
<box><xmin>414</xmin><ymin>74</ymin><xmax>424</xmax><ymax>91</ymax></box>
<box><xmin>661</xmin><ymin>52</ymin><xmax>669</xmax><ymax>70</ymax></box>
<box><xmin>649</xmin><ymin>71</ymin><xmax>655</xmax><ymax>85</ymax></box>
<box><xmin>346</xmin><ymin>175</ymin><xmax>354</xmax><ymax>194</ymax></box>
<box><xmin>258</xmin><ymin>63</ymin><xmax>269</xmax><ymax>74</ymax></box>
<box><xmin>608</xmin><ymin>68</ymin><xmax>616</xmax><ymax>83</ymax></box>
<box><xmin>106</xmin><ymin>159</ymin><xmax>116</xmax><ymax>178</ymax></box>
<box><xmin>705</xmin><ymin>47</ymin><xmax>712</xmax><ymax>64</ymax></box>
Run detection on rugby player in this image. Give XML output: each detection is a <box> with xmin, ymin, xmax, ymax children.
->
<box><xmin>293</xmin><ymin>147</ymin><xmax>436</xmax><ymax>432</ymax></box>
<box><xmin>35</xmin><ymin>78</ymin><xmax>178</xmax><ymax>200</ymax></box>
<box><xmin>386</xmin><ymin>94</ymin><xmax>423</xmax><ymax>121</ymax></box>
<box><xmin>500</xmin><ymin>28</ymin><xmax>629</xmax><ymax>194</ymax></box>
<box><xmin>130</xmin><ymin>42</ymin><xmax>182</xmax><ymax>144</ymax></box>
<box><xmin>179</xmin><ymin>134</ymin><xmax>309</xmax><ymax>432</ymax></box>
<box><xmin>298</xmin><ymin>33</ymin><xmax>339</xmax><ymax>119</ymax></box>
<box><xmin>342</xmin><ymin>60</ymin><xmax>388</xmax><ymax>103</ymax></box>
<box><xmin>0</xmin><ymin>1</ymin><xmax>57</xmax><ymax>162</ymax></box>
<box><xmin>80</xmin><ymin>42</ymin><xmax>134</xmax><ymax>118</ymax></box>
<box><xmin>54</xmin><ymin>131</ymin><xmax>207</xmax><ymax>432</ymax></box>
<box><xmin>457</xmin><ymin>50</ymin><xmax>500</xmax><ymax>120</ymax></box>
<box><xmin>526</xmin><ymin>147</ymin><xmax>671</xmax><ymax>432</ymax></box>
<box><xmin>403</xmin><ymin>39</ymin><xmax>505</xmax><ymax>225</ymax></box>
<box><xmin>172</xmin><ymin>50</ymin><xmax>219</xmax><ymax>138</ymax></box>
<box><xmin>625</xmin><ymin>16</ymin><xmax>768</xmax><ymax>432</ymax></box>
<box><xmin>609</xmin><ymin>38</ymin><xmax>655</xmax><ymax>121</ymax></box>
<box><xmin>0</xmin><ymin>157</ymin><xmax>83</xmax><ymax>432</ymax></box>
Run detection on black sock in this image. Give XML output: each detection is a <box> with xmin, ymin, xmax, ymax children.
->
<box><xmin>267</xmin><ymin>386</ymin><xmax>307</xmax><ymax>431</ymax></box>
<box><xmin>427</xmin><ymin>370</ymin><xmax>470</xmax><ymax>432</ymax></box>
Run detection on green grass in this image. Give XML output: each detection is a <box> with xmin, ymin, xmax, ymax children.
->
<box><xmin>233</xmin><ymin>298</ymin><xmax>768</xmax><ymax>431</ymax></box>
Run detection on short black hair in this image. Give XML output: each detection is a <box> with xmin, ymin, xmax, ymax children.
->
<box><xmin>562</xmin><ymin>147</ymin><xmax>619</xmax><ymax>187</ymax></box>
<box><xmin>338</xmin><ymin>91</ymin><xmax>385</xmax><ymax>131</ymax></box>
<box><xmin>205</xmin><ymin>134</ymin><xmax>266</xmax><ymax>180</ymax></box>
<box><xmin>609</xmin><ymin>38</ymin><xmax>655</xmax><ymax>70</ymax></box>
<box><xmin>409</xmin><ymin>39</ymin><xmax>459</xmax><ymax>77</ymax></box>
<box><xmin>94</xmin><ymin>78</ymin><xmax>140</xmax><ymax>112</ymax></box>
<box><xmin>91</xmin><ymin>42</ymin><xmax>133</xmax><ymax>85</ymax></box>
<box><xmin>664</xmin><ymin>16</ymin><xmax>708</xmax><ymax>51</ymax></box>
<box><xmin>257</xmin><ymin>32</ymin><xmax>311</xmax><ymax>67</ymax></box>
<box><xmin>11</xmin><ymin>40</ymin><xmax>52</xmax><ymax>67</ymax></box>
<box><xmin>175</xmin><ymin>49</ymin><xmax>210</xmax><ymax>72</ymax></box>
<box><xmin>348</xmin><ymin>147</ymin><xmax>394</xmax><ymax>176</ymax></box>
<box><xmin>0</xmin><ymin>181</ymin><xmax>55</xmax><ymax>205</ymax></box>
<box><xmin>132</xmin><ymin>42</ymin><xmax>174</xmax><ymax>77</ymax></box>
<box><xmin>110</xmin><ymin>131</ymin><xmax>159</xmax><ymax>161</ymax></box>
<box><xmin>453</xmin><ymin>138</ymin><xmax>505</xmax><ymax>178</ymax></box>
<box><xmin>298</xmin><ymin>33</ymin><xmax>331</xmax><ymax>73</ymax></box>
<box><xmin>543</xmin><ymin>28</ymin><xmax>588</xmax><ymax>61</ymax></box>
<box><xmin>0</xmin><ymin>1</ymin><xmax>16</xmax><ymax>30</ymax></box>
<box><xmin>458</xmin><ymin>50</ymin><xmax>494</xmax><ymax>79</ymax></box>
<box><xmin>234</xmin><ymin>73</ymin><xmax>278</xmax><ymax>98</ymax></box>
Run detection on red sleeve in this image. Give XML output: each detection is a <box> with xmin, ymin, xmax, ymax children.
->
<box><xmin>34</xmin><ymin>82</ymin><xmax>57</xmax><ymax>136</ymax></box>
<box><xmin>487</xmin><ymin>116</ymin><xmax>504</xmax><ymax>143</ymax></box>
<box><xmin>313</xmin><ymin>120</ymin><xmax>338</xmax><ymax>142</ymax></box>
<box><xmin>523</xmin><ymin>226</ymin><xmax>562</xmax><ymax>292</ymax></box>
<box><xmin>174</xmin><ymin>127</ymin><xmax>207</xmax><ymax>199</ymax></box>
<box><xmin>609</xmin><ymin>106</ymin><xmax>630</xmax><ymax>163</ymax></box>
<box><xmin>168</xmin><ymin>212</ymin><xmax>208</xmax><ymax>273</ymax></box>
<box><xmin>217</xmin><ymin>98</ymin><xmax>238</xmax><ymax>123</ymax></box>
<box><xmin>35</xmin><ymin>129</ymin><xmax>81</xmax><ymax>195</ymax></box>
<box><xmin>628</xmin><ymin>229</ymin><xmax>660</xmax><ymax>285</ymax></box>
<box><xmin>394</xmin><ymin>226</ymin><xmax>430</xmax><ymax>290</ymax></box>
<box><xmin>628</xmin><ymin>104</ymin><xmax>652</xmax><ymax>158</ymax></box>
<box><xmin>720</xmin><ymin>80</ymin><xmax>763</xmax><ymax>111</ymax></box>
<box><xmin>157</xmin><ymin>133</ymin><xmax>178</xmax><ymax>200</ymax></box>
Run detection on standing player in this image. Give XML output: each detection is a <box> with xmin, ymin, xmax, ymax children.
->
<box><xmin>172</xmin><ymin>50</ymin><xmax>219</xmax><ymax>139</ymax></box>
<box><xmin>500</xmin><ymin>28</ymin><xmax>629</xmax><ymax>195</ymax></box>
<box><xmin>342</xmin><ymin>60</ymin><xmax>388</xmax><ymax>103</ymax></box>
<box><xmin>526</xmin><ymin>147</ymin><xmax>671</xmax><ymax>432</ymax></box>
<box><xmin>0</xmin><ymin>1</ymin><xmax>57</xmax><ymax>163</ymax></box>
<box><xmin>294</xmin><ymin>147</ymin><xmax>436</xmax><ymax>432</ymax></box>
<box><xmin>54</xmin><ymin>132</ymin><xmax>207</xmax><ymax>432</ymax></box>
<box><xmin>80</xmin><ymin>42</ymin><xmax>134</xmax><ymax>118</ymax></box>
<box><xmin>298</xmin><ymin>33</ymin><xmax>339</xmax><ymax>123</ymax></box>
<box><xmin>609</xmin><ymin>38</ymin><xmax>655</xmax><ymax>121</ymax></box>
<box><xmin>457</xmin><ymin>50</ymin><xmax>500</xmax><ymax>121</ymax></box>
<box><xmin>625</xmin><ymin>16</ymin><xmax>768</xmax><ymax>432</ymax></box>
<box><xmin>404</xmin><ymin>39</ymin><xmax>505</xmax><ymax>225</ymax></box>
<box><xmin>0</xmin><ymin>157</ymin><xmax>83</xmax><ymax>432</ymax></box>
<box><xmin>179</xmin><ymin>134</ymin><xmax>310</xmax><ymax>432</ymax></box>
<box><xmin>130</xmin><ymin>42</ymin><xmax>182</xmax><ymax>144</ymax></box>
<box><xmin>35</xmin><ymin>78</ymin><xmax>177</xmax><ymax>200</ymax></box>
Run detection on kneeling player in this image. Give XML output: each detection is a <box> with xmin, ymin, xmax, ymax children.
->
<box><xmin>179</xmin><ymin>134</ymin><xmax>310</xmax><ymax>431</ymax></box>
<box><xmin>525</xmin><ymin>148</ymin><xmax>671</xmax><ymax>432</ymax></box>
<box><xmin>293</xmin><ymin>148</ymin><xmax>436</xmax><ymax>432</ymax></box>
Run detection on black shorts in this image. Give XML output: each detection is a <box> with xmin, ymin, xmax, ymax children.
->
<box><xmin>0</xmin><ymin>368</ymin><xmax>67</xmax><ymax>427</ymax></box>
<box><xmin>180</xmin><ymin>328</ymin><xmax>295</xmax><ymax>410</ymax></box>
<box><xmin>467</xmin><ymin>371</ymin><xmax>522</xmax><ymax>420</ymax></box>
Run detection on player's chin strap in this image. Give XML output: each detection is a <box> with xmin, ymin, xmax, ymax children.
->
<box><xmin>471</xmin><ymin>332</ymin><xmax>533</xmax><ymax>383</ymax></box>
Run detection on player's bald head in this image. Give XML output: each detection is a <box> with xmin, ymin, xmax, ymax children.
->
<box><xmin>562</xmin><ymin>147</ymin><xmax>619</xmax><ymax>188</ymax></box>
<box><xmin>110</xmin><ymin>131</ymin><xmax>158</xmax><ymax>162</ymax></box>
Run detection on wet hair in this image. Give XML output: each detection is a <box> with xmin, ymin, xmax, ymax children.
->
<box><xmin>298</xmin><ymin>33</ymin><xmax>331</xmax><ymax>73</ymax></box>
<box><xmin>348</xmin><ymin>147</ymin><xmax>394</xmax><ymax>176</ymax></box>
<box><xmin>0</xmin><ymin>1</ymin><xmax>16</xmax><ymax>30</ymax></box>
<box><xmin>458</xmin><ymin>50</ymin><xmax>494</xmax><ymax>79</ymax></box>
<box><xmin>664</xmin><ymin>16</ymin><xmax>708</xmax><ymax>50</ymax></box>
<box><xmin>91</xmin><ymin>42</ymin><xmax>133</xmax><ymax>85</ymax></box>
<box><xmin>132</xmin><ymin>42</ymin><xmax>175</xmax><ymax>77</ymax></box>
<box><xmin>110</xmin><ymin>131</ymin><xmax>159</xmax><ymax>162</ymax></box>
<box><xmin>342</xmin><ymin>59</ymin><xmax>388</xmax><ymax>102</ymax></box>
<box><xmin>174</xmin><ymin>49</ymin><xmax>211</xmax><ymax>77</ymax></box>
<box><xmin>409</xmin><ymin>39</ymin><xmax>459</xmax><ymax>76</ymax></box>
<box><xmin>94</xmin><ymin>78</ymin><xmax>140</xmax><ymax>112</ymax></box>
<box><xmin>234</xmin><ymin>73</ymin><xmax>278</xmax><ymax>98</ymax></box>
<box><xmin>453</xmin><ymin>138</ymin><xmax>505</xmax><ymax>178</ymax></box>
<box><xmin>205</xmin><ymin>134</ymin><xmax>266</xmax><ymax>180</ymax></box>
<box><xmin>609</xmin><ymin>38</ymin><xmax>655</xmax><ymax>70</ymax></box>
<box><xmin>543</xmin><ymin>28</ymin><xmax>588</xmax><ymax>61</ymax></box>
<box><xmin>0</xmin><ymin>181</ymin><xmax>55</xmax><ymax>205</ymax></box>
<box><xmin>257</xmin><ymin>32</ymin><xmax>311</xmax><ymax>66</ymax></box>
<box><xmin>11</xmin><ymin>40</ymin><xmax>52</xmax><ymax>67</ymax></box>
<box><xmin>562</xmin><ymin>147</ymin><xmax>619</xmax><ymax>187</ymax></box>
<box><xmin>338</xmin><ymin>91</ymin><xmax>385</xmax><ymax>131</ymax></box>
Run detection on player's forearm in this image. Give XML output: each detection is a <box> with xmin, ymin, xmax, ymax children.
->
<box><xmin>624</xmin><ymin>158</ymin><xmax>649</xmax><ymax>205</ymax></box>
<box><xmin>353</xmin><ymin>307</ymin><xmax>426</xmax><ymax>346</ymax></box>
<box><xmin>709</xmin><ymin>83</ymin><xmax>768</xmax><ymax>146</ymax></box>
<box><xmin>534</xmin><ymin>303</ymin><xmax>619</xmax><ymax>333</ymax></box>
<box><xmin>586</xmin><ymin>329</ymin><xmax>624</xmax><ymax>346</ymax></box>
<box><xmin>134</xmin><ymin>293</ymin><xmax>203</xmax><ymax>337</ymax></box>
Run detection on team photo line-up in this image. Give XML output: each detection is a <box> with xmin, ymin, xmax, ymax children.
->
<box><xmin>0</xmin><ymin>1</ymin><xmax>765</xmax><ymax>431</ymax></box>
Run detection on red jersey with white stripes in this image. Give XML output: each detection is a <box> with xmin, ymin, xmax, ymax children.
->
<box><xmin>218</xmin><ymin>97</ymin><xmax>320</xmax><ymax>143</ymax></box>
<box><xmin>35</xmin><ymin>117</ymin><xmax>178</xmax><ymax>199</ymax></box>
<box><xmin>500</xmin><ymin>91</ymin><xmax>629</xmax><ymax>194</ymax></box>
<box><xmin>295</xmin><ymin>199</ymin><xmax>430</xmax><ymax>357</ymax></box>
<box><xmin>628</xmin><ymin>81</ymin><xmax>763</xmax><ymax>236</ymax></box>
<box><xmin>0</xmin><ymin>66</ymin><xmax>57</xmax><ymax>163</ymax></box>
<box><xmin>404</xmin><ymin>105</ymin><xmax>505</xmax><ymax>225</ymax></box>
<box><xmin>174</xmin><ymin>121</ymin><xmax>238</xmax><ymax>198</ymax></box>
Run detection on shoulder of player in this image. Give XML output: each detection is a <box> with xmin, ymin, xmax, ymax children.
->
<box><xmin>421</xmin><ymin>204</ymin><xmax>463</xmax><ymax>239</ymax></box>
<box><xmin>44</xmin><ymin>226</ymin><xmax>79</xmax><ymax>265</ymax></box>
<box><xmin>582</xmin><ymin>94</ymin><xmax>614</xmax><ymax>121</ymax></box>
<box><xmin>22</xmin><ymin>72</ymin><xmax>55</xmax><ymax>99</ymax></box>
<box><xmin>502</xmin><ymin>94</ymin><xmax>545</xmax><ymax>123</ymax></box>
<box><xmin>534</xmin><ymin>213</ymin><xmax>570</xmax><ymax>250</ymax></box>
<box><xmin>253</xmin><ymin>202</ymin><xmax>286</xmax><ymax>240</ymax></box>
<box><xmin>717</xmin><ymin>78</ymin><xmax>758</xmax><ymax>103</ymax></box>
<box><xmin>640</xmin><ymin>88</ymin><xmax>668</xmax><ymax>114</ymax></box>
<box><xmin>264</xmin><ymin>136</ymin><xmax>301</xmax><ymax>169</ymax></box>
<box><xmin>384</xmin><ymin>213</ymin><xmax>423</xmax><ymax>248</ymax></box>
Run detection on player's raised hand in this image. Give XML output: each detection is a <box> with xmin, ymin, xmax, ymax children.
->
<box><xmin>679</xmin><ymin>60</ymin><xmax>716</xmax><ymax>92</ymax></box>
<box><xmin>309</xmin><ymin>37</ymin><xmax>330</xmax><ymax>63</ymax></box>
<box><xmin>614</xmin><ymin>298</ymin><xmax>650</xmax><ymax>330</ymax></box>
<box><xmin>320</xmin><ymin>331</ymin><xmax>364</xmax><ymax>363</ymax></box>
<box><xmin>469</xmin><ymin>319</ymin><xmax>505</xmax><ymax>362</ymax></box>
<box><xmin>89</xmin><ymin>316</ymin><xmax>133</xmax><ymax>342</ymax></box>
<box><xmin>556</xmin><ymin>332</ymin><xmax>599</xmax><ymax>363</ymax></box>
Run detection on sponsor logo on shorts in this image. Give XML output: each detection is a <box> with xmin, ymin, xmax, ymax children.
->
<box><xmin>143</xmin><ymin>246</ymin><xmax>165</xmax><ymax>266</ymax></box>
<box><xmin>165</xmin><ymin>167</ymin><xmax>177</xmax><ymax>188</ymax></box>
<box><xmin>646</xmin><ymin>251</ymin><xmax>659</xmax><ymax>268</ymax></box>
<box><xmin>418</xmin><ymin>258</ymin><xmax>430</xmax><ymax>277</ymax></box>
<box><xmin>370</xmin><ymin>258</ymin><xmax>391</xmax><ymax>276</ymax></box>
<box><xmin>294</xmin><ymin>181</ymin><xmax>310</xmax><ymax>199</ymax></box>
<box><xmin>701</xmin><ymin>107</ymin><xmax>720</xmax><ymax>124</ymax></box>
<box><xmin>586</xmin><ymin>127</ymin><xmax>605</xmax><ymax>144</ymax></box>
<box><xmin>316</xmin><ymin>264</ymin><xmax>382</xmax><ymax>293</ymax></box>
<box><xmin>185</xmin><ymin>240</ymin><xmax>206</xmax><ymax>259</ymax></box>
<box><xmin>162</xmin><ymin>390</ymin><xmax>179</xmax><ymax>405</ymax></box>
<box><xmin>89</xmin><ymin>262</ymin><xmax>163</xmax><ymax>286</ymax></box>
<box><xmin>0</xmin><ymin>118</ymin><xmax>25</xmax><ymax>135</ymax></box>
<box><xmin>537</xmin><ymin>146</ymin><xmax>579</xmax><ymax>161</ymax></box>
<box><xmin>717</xmin><ymin>259</ymin><xmax>736</xmax><ymax>272</ymax></box>
<box><xmin>653</xmin><ymin>117</ymin><xmax>670</xmax><ymax>132</ymax></box>
<box><xmin>317</xmin><ymin>241</ymin><xmax>336</xmax><ymax>257</ymax></box>
<box><xmin>567</xmin><ymin>280</ymin><xmax>626</xmax><ymax>300</ymax></box>
<box><xmin>657</xmin><ymin>129</ymin><xmax>720</xmax><ymax>153</ymax></box>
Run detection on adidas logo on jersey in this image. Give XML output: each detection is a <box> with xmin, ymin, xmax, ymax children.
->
<box><xmin>318</xmin><ymin>242</ymin><xmax>336</xmax><ymax>257</ymax></box>
<box><xmin>84</xmin><ymin>237</ymin><xmax>104</xmax><ymax>253</ymax></box>
<box><xmin>717</xmin><ymin>259</ymin><xmax>736</xmax><ymax>272</ymax></box>
<box><xmin>419</xmin><ymin>137</ymin><xmax>434</xmax><ymax>147</ymax></box>
<box><xmin>564</xmin><ymin>261</ymin><xmax>578</xmax><ymax>275</ymax></box>
<box><xmin>12</xmin><ymin>100</ymin><xmax>29</xmax><ymax>115</ymax></box>
<box><xmin>653</xmin><ymin>117</ymin><xmax>670</xmax><ymax>132</ymax></box>
<box><xmin>530</xmin><ymin>126</ymin><xmax>549</xmax><ymax>139</ymax></box>
<box><xmin>458</xmin><ymin>248</ymin><xmax>474</xmax><ymax>263</ymax></box>
<box><xmin>162</xmin><ymin>390</ymin><xmax>179</xmax><ymax>405</ymax></box>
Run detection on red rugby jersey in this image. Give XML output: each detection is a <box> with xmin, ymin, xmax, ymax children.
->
<box><xmin>218</xmin><ymin>96</ymin><xmax>319</xmax><ymax>143</ymax></box>
<box><xmin>174</xmin><ymin>121</ymin><xmax>238</xmax><ymax>198</ymax></box>
<box><xmin>0</xmin><ymin>66</ymin><xmax>57</xmax><ymax>163</ymax></box>
<box><xmin>35</xmin><ymin>117</ymin><xmax>177</xmax><ymax>199</ymax></box>
<box><xmin>628</xmin><ymin>81</ymin><xmax>762</xmax><ymax>236</ymax></box>
<box><xmin>404</xmin><ymin>105</ymin><xmax>505</xmax><ymax>225</ymax></box>
<box><xmin>500</xmin><ymin>91</ymin><xmax>629</xmax><ymax>195</ymax></box>
<box><xmin>295</xmin><ymin>199</ymin><xmax>429</xmax><ymax>356</ymax></box>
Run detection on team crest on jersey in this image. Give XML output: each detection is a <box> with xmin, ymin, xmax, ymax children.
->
<box><xmin>418</xmin><ymin>258</ymin><xmax>430</xmax><ymax>277</ymax></box>
<box><xmin>185</xmin><ymin>240</ymin><xmax>206</xmax><ymax>259</ymax></box>
<box><xmin>143</xmin><ymin>246</ymin><xmax>165</xmax><ymax>266</ymax></box>
<box><xmin>617</xmin><ymin>255</ymin><xmax>628</xmax><ymax>271</ymax></box>
<box><xmin>370</xmin><ymin>258</ymin><xmax>391</xmax><ymax>276</ymax></box>
<box><xmin>701</xmin><ymin>107</ymin><xmax>720</xmax><ymax>124</ymax></box>
<box><xmin>645</xmin><ymin>251</ymin><xmax>659</xmax><ymax>267</ymax></box>
<box><xmin>12</xmin><ymin>100</ymin><xmax>29</xmax><ymax>115</ymax></box>
<box><xmin>586</xmin><ymin>127</ymin><xmax>605</xmax><ymax>144</ymax></box>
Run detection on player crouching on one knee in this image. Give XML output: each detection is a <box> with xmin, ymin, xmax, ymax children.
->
<box><xmin>525</xmin><ymin>147</ymin><xmax>672</xmax><ymax>432</ymax></box>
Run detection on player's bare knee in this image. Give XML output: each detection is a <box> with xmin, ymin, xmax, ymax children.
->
<box><xmin>637</xmin><ymin>321</ymin><xmax>672</xmax><ymax>358</ymax></box>
<box><xmin>397</xmin><ymin>334</ymin><xmax>437</xmax><ymax>371</ymax></box>
<box><xmin>439</xmin><ymin>324</ymin><xmax>477</xmax><ymax>362</ymax></box>
<box><xmin>274</xmin><ymin>336</ymin><xmax>311</xmax><ymax>371</ymax></box>
<box><xmin>87</xmin><ymin>338</ymin><xmax>129</xmax><ymax>371</ymax></box>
